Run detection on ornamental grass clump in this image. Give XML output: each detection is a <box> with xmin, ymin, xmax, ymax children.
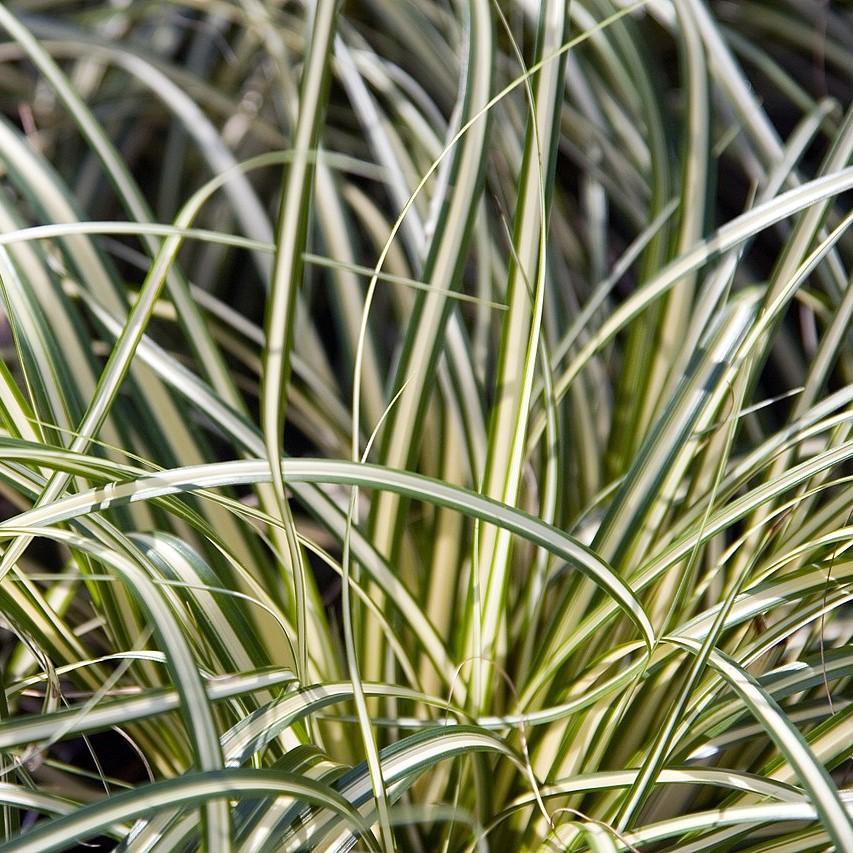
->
<box><xmin>0</xmin><ymin>1</ymin><xmax>849</xmax><ymax>850</ymax></box>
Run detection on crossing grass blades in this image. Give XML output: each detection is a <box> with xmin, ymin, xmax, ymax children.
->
<box><xmin>0</xmin><ymin>0</ymin><xmax>850</xmax><ymax>850</ymax></box>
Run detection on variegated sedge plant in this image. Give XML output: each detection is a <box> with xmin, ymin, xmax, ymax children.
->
<box><xmin>0</xmin><ymin>0</ymin><xmax>849</xmax><ymax>850</ymax></box>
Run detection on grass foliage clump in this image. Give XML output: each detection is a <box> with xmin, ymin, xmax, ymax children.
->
<box><xmin>0</xmin><ymin>0</ymin><xmax>850</xmax><ymax>849</ymax></box>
